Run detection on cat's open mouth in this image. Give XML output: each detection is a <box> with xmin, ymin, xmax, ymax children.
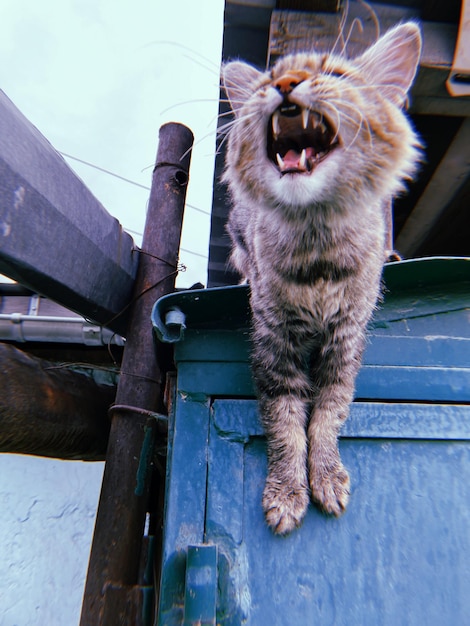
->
<box><xmin>267</xmin><ymin>103</ymin><xmax>339</xmax><ymax>175</ymax></box>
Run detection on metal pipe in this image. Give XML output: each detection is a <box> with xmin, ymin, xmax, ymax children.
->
<box><xmin>0</xmin><ymin>313</ymin><xmax>125</xmax><ymax>345</ymax></box>
<box><xmin>80</xmin><ymin>122</ymin><xmax>194</xmax><ymax>625</ymax></box>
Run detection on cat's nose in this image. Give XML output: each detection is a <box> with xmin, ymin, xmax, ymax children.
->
<box><xmin>274</xmin><ymin>74</ymin><xmax>304</xmax><ymax>95</ymax></box>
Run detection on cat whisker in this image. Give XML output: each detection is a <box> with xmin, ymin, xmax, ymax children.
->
<box><xmin>320</xmin><ymin>99</ymin><xmax>372</xmax><ymax>150</ymax></box>
<box><xmin>159</xmin><ymin>98</ymin><xmax>222</xmax><ymax>116</ymax></box>
<box><xmin>216</xmin><ymin>110</ymin><xmax>259</xmax><ymax>134</ymax></box>
<box><xmin>330</xmin><ymin>0</ymin><xmax>381</xmax><ymax>59</ymax></box>
<box><xmin>336</xmin><ymin>82</ymin><xmax>409</xmax><ymax>107</ymax></box>
<box><xmin>142</xmin><ymin>40</ymin><xmax>221</xmax><ymax>75</ymax></box>
<box><xmin>343</xmin><ymin>17</ymin><xmax>365</xmax><ymax>56</ymax></box>
<box><xmin>357</xmin><ymin>0</ymin><xmax>381</xmax><ymax>42</ymax></box>
<box><xmin>180</xmin><ymin>117</ymin><xmax>254</xmax><ymax>162</ymax></box>
<box><xmin>215</xmin><ymin>134</ymin><xmax>230</xmax><ymax>157</ymax></box>
<box><xmin>336</xmin><ymin>107</ymin><xmax>372</xmax><ymax>149</ymax></box>
<box><xmin>330</xmin><ymin>0</ymin><xmax>349</xmax><ymax>57</ymax></box>
<box><xmin>221</xmin><ymin>79</ymin><xmax>256</xmax><ymax>101</ymax></box>
<box><xmin>207</xmin><ymin>109</ymin><xmax>235</xmax><ymax>130</ymax></box>
<box><xmin>182</xmin><ymin>53</ymin><xmax>221</xmax><ymax>77</ymax></box>
<box><xmin>319</xmin><ymin>102</ymin><xmax>342</xmax><ymax>145</ymax></box>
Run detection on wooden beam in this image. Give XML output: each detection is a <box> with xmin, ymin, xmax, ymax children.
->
<box><xmin>446</xmin><ymin>0</ymin><xmax>470</xmax><ymax>97</ymax></box>
<box><xmin>0</xmin><ymin>342</ymin><xmax>114</xmax><ymax>460</ymax></box>
<box><xmin>395</xmin><ymin>117</ymin><xmax>470</xmax><ymax>257</ymax></box>
<box><xmin>268</xmin><ymin>5</ymin><xmax>470</xmax><ymax>116</ymax></box>
<box><xmin>276</xmin><ymin>0</ymin><xmax>340</xmax><ymax>11</ymax></box>
<box><xmin>0</xmin><ymin>90</ymin><xmax>138</xmax><ymax>335</ymax></box>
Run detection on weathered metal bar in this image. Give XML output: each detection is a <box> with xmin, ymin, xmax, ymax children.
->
<box><xmin>80</xmin><ymin>122</ymin><xmax>194</xmax><ymax>625</ymax></box>
<box><xmin>0</xmin><ymin>90</ymin><xmax>138</xmax><ymax>335</ymax></box>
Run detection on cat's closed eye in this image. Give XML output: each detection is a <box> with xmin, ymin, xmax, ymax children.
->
<box><xmin>326</xmin><ymin>69</ymin><xmax>344</xmax><ymax>78</ymax></box>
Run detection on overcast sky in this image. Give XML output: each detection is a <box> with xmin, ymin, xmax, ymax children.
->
<box><xmin>0</xmin><ymin>0</ymin><xmax>225</xmax><ymax>287</ymax></box>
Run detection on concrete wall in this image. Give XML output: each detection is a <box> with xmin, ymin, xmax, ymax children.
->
<box><xmin>0</xmin><ymin>455</ymin><xmax>104</xmax><ymax>625</ymax></box>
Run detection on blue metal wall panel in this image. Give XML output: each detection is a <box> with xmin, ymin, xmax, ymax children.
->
<box><xmin>158</xmin><ymin>397</ymin><xmax>212</xmax><ymax>625</ymax></box>
<box><xmin>158</xmin><ymin>397</ymin><xmax>470</xmax><ymax>624</ymax></box>
<box><xmin>228</xmin><ymin>437</ymin><xmax>470</xmax><ymax>625</ymax></box>
<box><xmin>212</xmin><ymin>400</ymin><xmax>470</xmax><ymax>441</ymax></box>
<box><xmin>155</xmin><ymin>259</ymin><xmax>470</xmax><ymax>624</ymax></box>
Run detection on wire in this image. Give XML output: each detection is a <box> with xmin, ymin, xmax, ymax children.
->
<box><xmin>60</xmin><ymin>151</ymin><xmax>151</xmax><ymax>190</ymax></box>
<box><xmin>126</xmin><ymin>232</ymin><xmax>208</xmax><ymax>260</ymax></box>
<box><xmin>180</xmin><ymin>247</ymin><xmax>208</xmax><ymax>259</ymax></box>
<box><xmin>61</xmin><ymin>151</ymin><xmax>212</xmax><ymax>217</ymax></box>
<box><xmin>60</xmin><ymin>151</ymin><xmax>210</xmax><ymax>260</ymax></box>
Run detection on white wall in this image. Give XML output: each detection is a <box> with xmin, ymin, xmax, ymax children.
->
<box><xmin>0</xmin><ymin>455</ymin><xmax>104</xmax><ymax>625</ymax></box>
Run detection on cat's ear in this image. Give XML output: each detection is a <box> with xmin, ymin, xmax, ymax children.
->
<box><xmin>222</xmin><ymin>61</ymin><xmax>264</xmax><ymax>114</ymax></box>
<box><xmin>356</xmin><ymin>22</ymin><xmax>422</xmax><ymax>107</ymax></box>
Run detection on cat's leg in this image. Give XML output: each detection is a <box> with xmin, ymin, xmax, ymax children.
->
<box><xmin>307</xmin><ymin>322</ymin><xmax>365</xmax><ymax>516</ymax></box>
<box><xmin>251</xmin><ymin>314</ymin><xmax>312</xmax><ymax>535</ymax></box>
<box><xmin>260</xmin><ymin>394</ymin><xmax>310</xmax><ymax>534</ymax></box>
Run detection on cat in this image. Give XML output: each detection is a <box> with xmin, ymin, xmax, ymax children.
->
<box><xmin>221</xmin><ymin>22</ymin><xmax>422</xmax><ymax>535</ymax></box>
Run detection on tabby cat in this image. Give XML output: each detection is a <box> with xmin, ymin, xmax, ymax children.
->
<box><xmin>222</xmin><ymin>23</ymin><xmax>422</xmax><ymax>535</ymax></box>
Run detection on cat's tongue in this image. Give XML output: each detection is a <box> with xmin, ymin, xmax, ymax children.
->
<box><xmin>283</xmin><ymin>149</ymin><xmax>302</xmax><ymax>168</ymax></box>
<box><xmin>281</xmin><ymin>147</ymin><xmax>315</xmax><ymax>171</ymax></box>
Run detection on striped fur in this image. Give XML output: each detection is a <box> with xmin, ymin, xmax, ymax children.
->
<box><xmin>222</xmin><ymin>23</ymin><xmax>422</xmax><ymax>534</ymax></box>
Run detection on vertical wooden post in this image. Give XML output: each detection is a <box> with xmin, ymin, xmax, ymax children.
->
<box><xmin>80</xmin><ymin>123</ymin><xmax>194</xmax><ymax>624</ymax></box>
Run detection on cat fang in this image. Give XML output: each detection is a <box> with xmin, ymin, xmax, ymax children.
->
<box><xmin>267</xmin><ymin>103</ymin><xmax>339</xmax><ymax>175</ymax></box>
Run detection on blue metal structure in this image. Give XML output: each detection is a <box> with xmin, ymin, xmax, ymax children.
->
<box><xmin>152</xmin><ymin>258</ymin><xmax>470</xmax><ymax>625</ymax></box>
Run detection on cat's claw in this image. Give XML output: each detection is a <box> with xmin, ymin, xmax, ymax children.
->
<box><xmin>309</xmin><ymin>464</ymin><xmax>350</xmax><ymax>517</ymax></box>
<box><xmin>263</xmin><ymin>481</ymin><xmax>309</xmax><ymax>535</ymax></box>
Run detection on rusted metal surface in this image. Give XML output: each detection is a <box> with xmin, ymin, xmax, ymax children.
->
<box><xmin>80</xmin><ymin>122</ymin><xmax>194</xmax><ymax>625</ymax></box>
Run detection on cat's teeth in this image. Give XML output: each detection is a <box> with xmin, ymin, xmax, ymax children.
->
<box><xmin>311</xmin><ymin>113</ymin><xmax>327</xmax><ymax>134</ymax></box>
<box><xmin>302</xmin><ymin>107</ymin><xmax>309</xmax><ymax>130</ymax></box>
<box><xmin>299</xmin><ymin>149</ymin><xmax>307</xmax><ymax>169</ymax></box>
<box><xmin>276</xmin><ymin>153</ymin><xmax>285</xmax><ymax>169</ymax></box>
<box><xmin>272</xmin><ymin>112</ymin><xmax>280</xmax><ymax>138</ymax></box>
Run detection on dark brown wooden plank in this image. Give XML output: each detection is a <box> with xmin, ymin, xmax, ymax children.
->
<box><xmin>276</xmin><ymin>0</ymin><xmax>340</xmax><ymax>11</ymax></box>
<box><xmin>395</xmin><ymin>117</ymin><xmax>470</xmax><ymax>256</ymax></box>
<box><xmin>0</xmin><ymin>342</ymin><xmax>113</xmax><ymax>460</ymax></box>
<box><xmin>268</xmin><ymin>6</ymin><xmax>470</xmax><ymax>116</ymax></box>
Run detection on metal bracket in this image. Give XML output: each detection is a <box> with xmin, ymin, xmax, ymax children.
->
<box><xmin>183</xmin><ymin>544</ymin><xmax>218</xmax><ymax>626</ymax></box>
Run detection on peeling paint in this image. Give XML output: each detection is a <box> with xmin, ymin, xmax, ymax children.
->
<box><xmin>1</xmin><ymin>185</ymin><xmax>25</xmax><ymax>237</ymax></box>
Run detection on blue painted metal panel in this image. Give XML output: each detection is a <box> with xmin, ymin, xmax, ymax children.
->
<box><xmin>158</xmin><ymin>397</ymin><xmax>470</xmax><ymax>625</ymax></box>
<box><xmin>152</xmin><ymin>258</ymin><xmax>470</xmax><ymax>403</ymax></box>
<box><xmin>175</xmin><ymin>360</ymin><xmax>470</xmax><ymax>402</ymax></box>
<box><xmin>158</xmin><ymin>397</ymin><xmax>211</xmax><ymax>625</ymax></box>
<box><xmin>208</xmin><ymin>400</ymin><xmax>470</xmax><ymax>624</ymax></box>
<box><xmin>183</xmin><ymin>545</ymin><xmax>217</xmax><ymax>626</ymax></box>
<box><xmin>154</xmin><ymin>259</ymin><xmax>470</xmax><ymax>624</ymax></box>
<box><xmin>212</xmin><ymin>400</ymin><xmax>470</xmax><ymax>441</ymax></box>
<box><xmin>225</xmin><ymin>435</ymin><xmax>470</xmax><ymax>625</ymax></box>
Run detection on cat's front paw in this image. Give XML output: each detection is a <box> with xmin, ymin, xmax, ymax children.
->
<box><xmin>262</xmin><ymin>479</ymin><xmax>309</xmax><ymax>535</ymax></box>
<box><xmin>309</xmin><ymin>462</ymin><xmax>350</xmax><ymax>517</ymax></box>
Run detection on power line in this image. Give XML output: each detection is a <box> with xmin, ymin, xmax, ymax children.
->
<box><xmin>60</xmin><ymin>151</ymin><xmax>212</xmax><ymax>216</ymax></box>
<box><xmin>61</xmin><ymin>150</ymin><xmax>211</xmax><ymax>260</ymax></box>
<box><xmin>181</xmin><ymin>247</ymin><xmax>208</xmax><ymax>259</ymax></box>
<box><xmin>60</xmin><ymin>152</ymin><xmax>151</xmax><ymax>190</ymax></box>
<box><xmin>126</xmin><ymin>227</ymin><xmax>208</xmax><ymax>260</ymax></box>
